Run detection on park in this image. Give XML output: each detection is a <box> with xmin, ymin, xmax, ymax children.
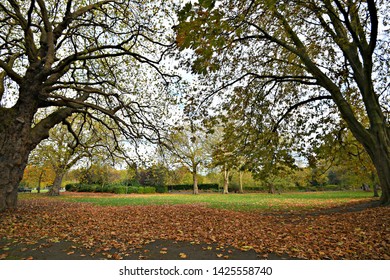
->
<box><xmin>0</xmin><ymin>190</ymin><xmax>388</xmax><ymax>260</ymax></box>
<box><xmin>0</xmin><ymin>0</ymin><xmax>389</xmax><ymax>261</ymax></box>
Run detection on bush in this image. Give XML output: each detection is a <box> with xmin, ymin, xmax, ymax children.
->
<box><xmin>143</xmin><ymin>186</ymin><xmax>156</xmax><ymax>194</ymax></box>
<box><xmin>65</xmin><ymin>183</ymin><xmax>78</xmax><ymax>192</ymax></box>
<box><xmin>102</xmin><ymin>185</ymin><xmax>114</xmax><ymax>193</ymax></box>
<box><xmin>244</xmin><ymin>186</ymin><xmax>267</xmax><ymax>192</ymax></box>
<box><xmin>167</xmin><ymin>184</ymin><xmax>219</xmax><ymax>192</ymax></box>
<box><xmin>78</xmin><ymin>184</ymin><xmax>97</xmax><ymax>192</ymax></box>
<box><xmin>113</xmin><ymin>186</ymin><xmax>127</xmax><ymax>194</ymax></box>
<box><xmin>199</xmin><ymin>184</ymin><xmax>219</xmax><ymax>190</ymax></box>
<box><xmin>156</xmin><ymin>185</ymin><xmax>168</xmax><ymax>193</ymax></box>
<box><xmin>64</xmin><ymin>183</ymin><xmax>156</xmax><ymax>194</ymax></box>
<box><xmin>137</xmin><ymin>187</ymin><xmax>144</xmax><ymax>194</ymax></box>
<box><xmin>127</xmin><ymin>186</ymin><xmax>139</xmax><ymax>194</ymax></box>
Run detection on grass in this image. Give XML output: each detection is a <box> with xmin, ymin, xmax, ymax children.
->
<box><xmin>25</xmin><ymin>190</ymin><xmax>378</xmax><ymax>212</ymax></box>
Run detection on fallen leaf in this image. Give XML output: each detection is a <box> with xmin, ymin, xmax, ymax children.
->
<box><xmin>179</xmin><ymin>253</ymin><xmax>187</xmax><ymax>259</ymax></box>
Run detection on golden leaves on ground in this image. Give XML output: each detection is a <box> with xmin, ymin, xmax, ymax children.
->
<box><xmin>0</xmin><ymin>198</ymin><xmax>389</xmax><ymax>259</ymax></box>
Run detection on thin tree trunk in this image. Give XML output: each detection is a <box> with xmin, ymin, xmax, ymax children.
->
<box><xmin>37</xmin><ymin>169</ymin><xmax>44</xmax><ymax>194</ymax></box>
<box><xmin>223</xmin><ymin>164</ymin><xmax>229</xmax><ymax>194</ymax></box>
<box><xmin>239</xmin><ymin>170</ymin><xmax>244</xmax><ymax>194</ymax></box>
<box><xmin>192</xmin><ymin>166</ymin><xmax>198</xmax><ymax>195</ymax></box>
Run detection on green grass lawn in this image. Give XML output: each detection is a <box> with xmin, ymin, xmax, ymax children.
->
<box><xmin>39</xmin><ymin>190</ymin><xmax>378</xmax><ymax>212</ymax></box>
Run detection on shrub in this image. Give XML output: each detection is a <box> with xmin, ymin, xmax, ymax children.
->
<box><xmin>199</xmin><ymin>184</ymin><xmax>219</xmax><ymax>190</ymax></box>
<box><xmin>127</xmin><ymin>186</ymin><xmax>139</xmax><ymax>194</ymax></box>
<box><xmin>156</xmin><ymin>186</ymin><xmax>168</xmax><ymax>193</ymax></box>
<box><xmin>167</xmin><ymin>184</ymin><xmax>219</xmax><ymax>191</ymax></box>
<box><xmin>143</xmin><ymin>186</ymin><xmax>156</xmax><ymax>194</ymax></box>
<box><xmin>136</xmin><ymin>187</ymin><xmax>144</xmax><ymax>194</ymax></box>
<box><xmin>113</xmin><ymin>186</ymin><xmax>127</xmax><ymax>194</ymax></box>
<box><xmin>65</xmin><ymin>183</ymin><xmax>78</xmax><ymax>192</ymax></box>
<box><xmin>102</xmin><ymin>185</ymin><xmax>114</xmax><ymax>193</ymax></box>
<box><xmin>244</xmin><ymin>186</ymin><xmax>267</xmax><ymax>192</ymax></box>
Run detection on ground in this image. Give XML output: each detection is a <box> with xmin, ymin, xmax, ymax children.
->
<box><xmin>0</xmin><ymin>193</ymin><xmax>389</xmax><ymax>260</ymax></box>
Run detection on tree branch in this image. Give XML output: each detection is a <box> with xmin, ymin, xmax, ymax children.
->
<box><xmin>272</xmin><ymin>95</ymin><xmax>333</xmax><ymax>132</ymax></box>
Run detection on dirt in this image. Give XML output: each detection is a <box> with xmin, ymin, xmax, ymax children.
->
<box><xmin>0</xmin><ymin>238</ymin><xmax>292</xmax><ymax>260</ymax></box>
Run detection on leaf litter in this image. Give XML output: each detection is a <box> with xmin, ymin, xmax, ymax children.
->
<box><xmin>0</xmin><ymin>197</ymin><xmax>389</xmax><ymax>260</ymax></box>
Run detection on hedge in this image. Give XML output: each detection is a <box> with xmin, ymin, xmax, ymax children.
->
<box><xmin>65</xmin><ymin>183</ymin><xmax>156</xmax><ymax>194</ymax></box>
<box><xmin>166</xmin><ymin>184</ymin><xmax>219</xmax><ymax>191</ymax></box>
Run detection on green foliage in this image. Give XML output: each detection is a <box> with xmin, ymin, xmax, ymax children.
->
<box><xmin>143</xmin><ymin>187</ymin><xmax>156</xmax><ymax>194</ymax></box>
<box><xmin>65</xmin><ymin>183</ymin><xmax>77</xmax><ymax>192</ymax></box>
<box><xmin>66</xmin><ymin>183</ymin><xmax>156</xmax><ymax>195</ymax></box>
<box><xmin>167</xmin><ymin>184</ymin><xmax>219</xmax><ymax>191</ymax></box>
<box><xmin>156</xmin><ymin>185</ymin><xmax>168</xmax><ymax>193</ymax></box>
<box><xmin>113</xmin><ymin>186</ymin><xmax>127</xmax><ymax>194</ymax></box>
<box><xmin>139</xmin><ymin>164</ymin><xmax>168</xmax><ymax>187</ymax></box>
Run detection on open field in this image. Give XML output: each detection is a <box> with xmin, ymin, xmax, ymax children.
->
<box><xmin>1</xmin><ymin>191</ymin><xmax>389</xmax><ymax>260</ymax></box>
<box><xmin>57</xmin><ymin>190</ymin><xmax>375</xmax><ymax>211</ymax></box>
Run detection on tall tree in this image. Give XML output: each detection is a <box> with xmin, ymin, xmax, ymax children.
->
<box><xmin>176</xmin><ymin>0</ymin><xmax>390</xmax><ymax>204</ymax></box>
<box><xmin>164</xmin><ymin>124</ymin><xmax>212</xmax><ymax>194</ymax></box>
<box><xmin>0</xmin><ymin>0</ymin><xmax>177</xmax><ymax>211</ymax></box>
<box><xmin>29</xmin><ymin>115</ymin><xmax>122</xmax><ymax>195</ymax></box>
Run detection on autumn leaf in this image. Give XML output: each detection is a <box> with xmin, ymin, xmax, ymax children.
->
<box><xmin>0</xmin><ymin>195</ymin><xmax>389</xmax><ymax>260</ymax></box>
<box><xmin>0</xmin><ymin>253</ymin><xmax>8</xmax><ymax>259</ymax></box>
<box><xmin>179</xmin><ymin>253</ymin><xmax>187</xmax><ymax>259</ymax></box>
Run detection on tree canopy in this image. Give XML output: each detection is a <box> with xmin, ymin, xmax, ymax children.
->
<box><xmin>175</xmin><ymin>0</ymin><xmax>390</xmax><ymax>204</ymax></box>
<box><xmin>0</xmin><ymin>0</ymin><xmax>178</xmax><ymax>211</ymax></box>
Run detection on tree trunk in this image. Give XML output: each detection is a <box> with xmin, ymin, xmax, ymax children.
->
<box><xmin>370</xmin><ymin>151</ymin><xmax>390</xmax><ymax>205</ymax></box>
<box><xmin>239</xmin><ymin>170</ymin><xmax>244</xmax><ymax>194</ymax></box>
<box><xmin>0</xmin><ymin>109</ymin><xmax>34</xmax><ymax>211</ymax></box>
<box><xmin>37</xmin><ymin>169</ymin><xmax>44</xmax><ymax>194</ymax></box>
<box><xmin>48</xmin><ymin>171</ymin><xmax>65</xmax><ymax>196</ymax></box>
<box><xmin>374</xmin><ymin>184</ymin><xmax>380</xmax><ymax>198</ymax></box>
<box><xmin>223</xmin><ymin>165</ymin><xmax>229</xmax><ymax>194</ymax></box>
<box><xmin>268</xmin><ymin>183</ymin><xmax>275</xmax><ymax>194</ymax></box>
<box><xmin>192</xmin><ymin>167</ymin><xmax>198</xmax><ymax>195</ymax></box>
<box><xmin>364</xmin><ymin>128</ymin><xmax>390</xmax><ymax>205</ymax></box>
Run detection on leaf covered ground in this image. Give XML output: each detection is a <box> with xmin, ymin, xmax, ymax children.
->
<box><xmin>0</xmin><ymin>194</ymin><xmax>389</xmax><ymax>260</ymax></box>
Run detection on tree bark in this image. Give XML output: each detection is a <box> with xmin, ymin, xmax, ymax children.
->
<box><xmin>48</xmin><ymin>171</ymin><xmax>65</xmax><ymax>196</ymax></box>
<box><xmin>0</xmin><ymin>107</ymin><xmax>35</xmax><ymax>211</ymax></box>
<box><xmin>367</xmin><ymin>129</ymin><xmax>390</xmax><ymax>204</ymax></box>
<box><xmin>223</xmin><ymin>164</ymin><xmax>229</xmax><ymax>194</ymax></box>
<box><xmin>239</xmin><ymin>170</ymin><xmax>244</xmax><ymax>194</ymax></box>
<box><xmin>192</xmin><ymin>166</ymin><xmax>198</xmax><ymax>195</ymax></box>
<box><xmin>0</xmin><ymin>82</ymin><xmax>75</xmax><ymax>211</ymax></box>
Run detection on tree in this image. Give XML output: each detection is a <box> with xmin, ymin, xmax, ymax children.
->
<box><xmin>0</xmin><ymin>0</ymin><xmax>177</xmax><ymax>211</ymax></box>
<box><xmin>164</xmin><ymin>124</ymin><xmax>212</xmax><ymax>194</ymax></box>
<box><xmin>21</xmin><ymin>161</ymin><xmax>55</xmax><ymax>191</ymax></box>
<box><xmin>315</xmin><ymin>124</ymin><xmax>380</xmax><ymax>195</ymax></box>
<box><xmin>176</xmin><ymin>0</ymin><xmax>390</xmax><ymax>204</ymax></box>
<box><xmin>209</xmin><ymin>124</ymin><xmax>246</xmax><ymax>194</ymax></box>
<box><xmin>29</xmin><ymin>115</ymin><xmax>123</xmax><ymax>195</ymax></box>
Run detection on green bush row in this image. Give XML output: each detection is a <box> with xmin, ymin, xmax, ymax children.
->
<box><xmin>65</xmin><ymin>183</ymin><xmax>156</xmax><ymax>194</ymax></box>
<box><xmin>166</xmin><ymin>184</ymin><xmax>219</xmax><ymax>191</ymax></box>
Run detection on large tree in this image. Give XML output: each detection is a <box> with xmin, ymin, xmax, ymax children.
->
<box><xmin>0</xmin><ymin>0</ymin><xmax>177</xmax><ymax>211</ymax></box>
<box><xmin>176</xmin><ymin>0</ymin><xmax>390</xmax><ymax>204</ymax></box>
<box><xmin>164</xmin><ymin>124</ymin><xmax>212</xmax><ymax>194</ymax></box>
